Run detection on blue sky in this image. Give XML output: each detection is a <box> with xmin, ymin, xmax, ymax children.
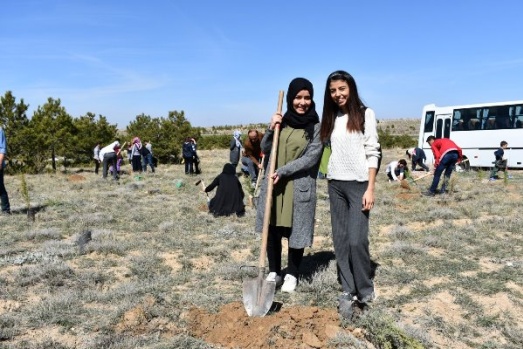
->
<box><xmin>1</xmin><ymin>1</ymin><xmax>522</xmax><ymax>128</ymax></box>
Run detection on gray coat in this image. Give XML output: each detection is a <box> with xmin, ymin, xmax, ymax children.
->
<box><xmin>255</xmin><ymin>123</ymin><xmax>322</xmax><ymax>249</ymax></box>
<box><xmin>229</xmin><ymin>138</ymin><xmax>241</xmax><ymax>165</ymax></box>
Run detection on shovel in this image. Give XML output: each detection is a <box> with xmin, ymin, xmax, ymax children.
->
<box><xmin>249</xmin><ymin>155</ymin><xmax>266</xmax><ymax>207</ymax></box>
<box><xmin>195</xmin><ymin>179</ymin><xmax>210</xmax><ymax>203</ymax></box>
<box><xmin>400</xmin><ymin>172</ymin><xmax>433</xmax><ymax>190</ymax></box>
<box><xmin>242</xmin><ymin>90</ymin><xmax>284</xmax><ymax>317</ymax></box>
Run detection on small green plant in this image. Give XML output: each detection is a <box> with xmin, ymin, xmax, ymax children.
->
<box><xmin>356</xmin><ymin>310</ymin><xmax>425</xmax><ymax>349</ymax></box>
<box><xmin>477</xmin><ymin>169</ymin><xmax>486</xmax><ymax>180</ymax></box>
<box><xmin>20</xmin><ymin>173</ymin><xmax>31</xmax><ymax>210</ymax></box>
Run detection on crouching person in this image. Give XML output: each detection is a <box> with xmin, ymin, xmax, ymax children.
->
<box><xmin>205</xmin><ymin>163</ymin><xmax>245</xmax><ymax>217</ymax></box>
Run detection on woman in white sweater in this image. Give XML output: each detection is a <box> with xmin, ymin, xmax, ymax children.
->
<box><xmin>319</xmin><ymin>70</ymin><xmax>381</xmax><ymax>320</ymax></box>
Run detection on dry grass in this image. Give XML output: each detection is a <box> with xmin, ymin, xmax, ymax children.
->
<box><xmin>0</xmin><ymin>147</ymin><xmax>521</xmax><ymax>348</ymax></box>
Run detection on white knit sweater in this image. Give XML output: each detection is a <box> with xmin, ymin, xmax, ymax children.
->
<box><xmin>327</xmin><ymin>108</ymin><xmax>381</xmax><ymax>182</ymax></box>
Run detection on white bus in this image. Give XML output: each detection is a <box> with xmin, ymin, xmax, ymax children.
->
<box><xmin>418</xmin><ymin>100</ymin><xmax>523</xmax><ymax>169</ymax></box>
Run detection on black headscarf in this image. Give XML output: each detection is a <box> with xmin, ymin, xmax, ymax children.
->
<box><xmin>281</xmin><ymin>77</ymin><xmax>320</xmax><ymax>140</ymax></box>
<box><xmin>222</xmin><ymin>163</ymin><xmax>236</xmax><ymax>175</ymax></box>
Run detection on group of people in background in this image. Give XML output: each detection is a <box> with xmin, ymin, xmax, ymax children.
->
<box><xmin>182</xmin><ymin>137</ymin><xmax>200</xmax><ymax>175</ymax></box>
<box><xmin>93</xmin><ymin>138</ymin><xmax>155</xmax><ymax>180</ymax></box>
<box><xmin>129</xmin><ymin>138</ymin><xmax>155</xmax><ymax>174</ymax></box>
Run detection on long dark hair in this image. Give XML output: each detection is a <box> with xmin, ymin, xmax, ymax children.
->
<box><xmin>320</xmin><ymin>70</ymin><xmax>366</xmax><ymax>142</ymax></box>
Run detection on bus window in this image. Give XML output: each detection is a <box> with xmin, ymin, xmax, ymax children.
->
<box><xmin>494</xmin><ymin>106</ymin><xmax>510</xmax><ymax>129</ymax></box>
<box><xmin>452</xmin><ymin>110</ymin><xmax>464</xmax><ymax>131</ymax></box>
<box><xmin>436</xmin><ymin>119</ymin><xmax>443</xmax><ymax>138</ymax></box>
<box><xmin>424</xmin><ymin>111</ymin><xmax>434</xmax><ymax>133</ymax></box>
<box><xmin>444</xmin><ymin>119</ymin><xmax>451</xmax><ymax>138</ymax></box>
<box><xmin>515</xmin><ymin>105</ymin><xmax>523</xmax><ymax>128</ymax></box>
<box><xmin>510</xmin><ymin>105</ymin><xmax>523</xmax><ymax>128</ymax></box>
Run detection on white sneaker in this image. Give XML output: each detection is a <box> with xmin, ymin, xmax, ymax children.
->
<box><xmin>281</xmin><ymin>274</ymin><xmax>298</xmax><ymax>293</ymax></box>
<box><xmin>266</xmin><ymin>272</ymin><xmax>282</xmax><ymax>287</ymax></box>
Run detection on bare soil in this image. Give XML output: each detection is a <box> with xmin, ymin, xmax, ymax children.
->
<box><xmin>186</xmin><ymin>301</ymin><xmax>370</xmax><ymax>349</ymax></box>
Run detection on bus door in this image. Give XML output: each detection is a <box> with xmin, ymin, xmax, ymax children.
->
<box><xmin>435</xmin><ymin>114</ymin><xmax>452</xmax><ymax>139</ymax></box>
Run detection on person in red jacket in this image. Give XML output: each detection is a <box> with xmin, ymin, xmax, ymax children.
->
<box><xmin>422</xmin><ymin>136</ymin><xmax>463</xmax><ymax>196</ymax></box>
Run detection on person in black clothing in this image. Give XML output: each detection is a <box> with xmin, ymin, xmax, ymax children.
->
<box><xmin>204</xmin><ymin>163</ymin><xmax>245</xmax><ymax>217</ymax></box>
<box><xmin>182</xmin><ymin>137</ymin><xmax>196</xmax><ymax>174</ymax></box>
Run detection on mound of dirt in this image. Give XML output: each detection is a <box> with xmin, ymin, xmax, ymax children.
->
<box><xmin>186</xmin><ymin>301</ymin><xmax>369</xmax><ymax>348</ymax></box>
<box><xmin>67</xmin><ymin>174</ymin><xmax>86</xmax><ymax>182</ymax></box>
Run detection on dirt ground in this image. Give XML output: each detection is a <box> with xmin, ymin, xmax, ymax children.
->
<box><xmin>186</xmin><ymin>301</ymin><xmax>371</xmax><ymax>349</ymax></box>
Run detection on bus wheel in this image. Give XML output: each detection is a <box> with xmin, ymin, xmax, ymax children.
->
<box><xmin>458</xmin><ymin>158</ymin><xmax>470</xmax><ymax>172</ymax></box>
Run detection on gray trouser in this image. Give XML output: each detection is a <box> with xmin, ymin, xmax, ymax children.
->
<box><xmin>102</xmin><ymin>153</ymin><xmax>118</xmax><ymax>179</ymax></box>
<box><xmin>328</xmin><ymin>180</ymin><xmax>374</xmax><ymax>300</ymax></box>
<box><xmin>241</xmin><ymin>156</ymin><xmax>259</xmax><ymax>181</ymax></box>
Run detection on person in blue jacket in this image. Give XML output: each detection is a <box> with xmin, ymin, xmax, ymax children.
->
<box><xmin>489</xmin><ymin>141</ymin><xmax>510</xmax><ymax>180</ymax></box>
<box><xmin>182</xmin><ymin>137</ymin><xmax>197</xmax><ymax>175</ymax></box>
<box><xmin>0</xmin><ymin>126</ymin><xmax>11</xmax><ymax>214</ymax></box>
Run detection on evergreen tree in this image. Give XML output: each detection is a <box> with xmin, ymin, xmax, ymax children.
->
<box><xmin>73</xmin><ymin>112</ymin><xmax>118</xmax><ymax>163</ymax></box>
<box><xmin>0</xmin><ymin>91</ymin><xmax>31</xmax><ymax>172</ymax></box>
<box><xmin>30</xmin><ymin>98</ymin><xmax>76</xmax><ymax>172</ymax></box>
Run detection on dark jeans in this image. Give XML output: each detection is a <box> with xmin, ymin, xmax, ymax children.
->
<box><xmin>184</xmin><ymin>156</ymin><xmax>194</xmax><ymax>174</ymax></box>
<box><xmin>412</xmin><ymin>159</ymin><xmax>429</xmax><ymax>172</ymax></box>
<box><xmin>0</xmin><ymin>168</ymin><xmax>10</xmax><ymax>213</ymax></box>
<box><xmin>94</xmin><ymin>159</ymin><xmax>100</xmax><ymax>174</ymax></box>
<box><xmin>102</xmin><ymin>153</ymin><xmax>118</xmax><ymax>180</ymax></box>
<box><xmin>266</xmin><ymin>225</ymin><xmax>304</xmax><ymax>277</ymax></box>
<box><xmin>142</xmin><ymin>153</ymin><xmax>155</xmax><ymax>172</ymax></box>
<box><xmin>429</xmin><ymin>151</ymin><xmax>459</xmax><ymax>193</ymax></box>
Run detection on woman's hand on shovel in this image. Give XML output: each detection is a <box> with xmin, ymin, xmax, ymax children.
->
<box><xmin>269</xmin><ymin>113</ymin><xmax>283</xmax><ymax>130</ymax></box>
<box><xmin>270</xmin><ymin>172</ymin><xmax>281</xmax><ymax>185</ymax></box>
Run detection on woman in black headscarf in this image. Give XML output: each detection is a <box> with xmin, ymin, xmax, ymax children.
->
<box><xmin>255</xmin><ymin>77</ymin><xmax>322</xmax><ymax>292</ymax></box>
<box><xmin>205</xmin><ymin>163</ymin><xmax>245</xmax><ymax>217</ymax></box>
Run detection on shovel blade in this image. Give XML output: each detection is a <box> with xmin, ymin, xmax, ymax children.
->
<box><xmin>242</xmin><ymin>276</ymin><xmax>276</xmax><ymax>317</ymax></box>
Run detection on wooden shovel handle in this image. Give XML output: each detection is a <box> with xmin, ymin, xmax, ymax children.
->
<box><xmin>413</xmin><ymin>172</ymin><xmax>433</xmax><ymax>182</ymax></box>
<box><xmin>258</xmin><ymin>90</ymin><xmax>284</xmax><ymax>270</ymax></box>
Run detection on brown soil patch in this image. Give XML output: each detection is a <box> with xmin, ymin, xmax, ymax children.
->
<box><xmin>396</xmin><ymin>192</ymin><xmax>421</xmax><ymax>200</ymax></box>
<box><xmin>230</xmin><ymin>248</ymin><xmax>252</xmax><ymax>262</ymax></box>
<box><xmin>474</xmin><ymin>292</ymin><xmax>515</xmax><ymax>317</ymax></box>
<box><xmin>0</xmin><ymin>299</ymin><xmax>22</xmax><ymax>315</ymax></box>
<box><xmin>191</xmin><ymin>255</ymin><xmax>214</xmax><ymax>270</ymax></box>
<box><xmin>114</xmin><ymin>296</ymin><xmax>181</xmax><ymax>337</ymax></box>
<box><xmin>187</xmin><ymin>301</ymin><xmax>369</xmax><ymax>348</ymax></box>
<box><xmin>67</xmin><ymin>174</ymin><xmax>86</xmax><ymax>182</ymax></box>
<box><xmin>159</xmin><ymin>252</ymin><xmax>182</xmax><ymax>273</ymax></box>
<box><xmin>14</xmin><ymin>326</ymin><xmax>79</xmax><ymax>348</ymax></box>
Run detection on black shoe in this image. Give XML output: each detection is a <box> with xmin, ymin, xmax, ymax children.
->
<box><xmin>421</xmin><ymin>190</ymin><xmax>436</xmax><ymax>197</ymax></box>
